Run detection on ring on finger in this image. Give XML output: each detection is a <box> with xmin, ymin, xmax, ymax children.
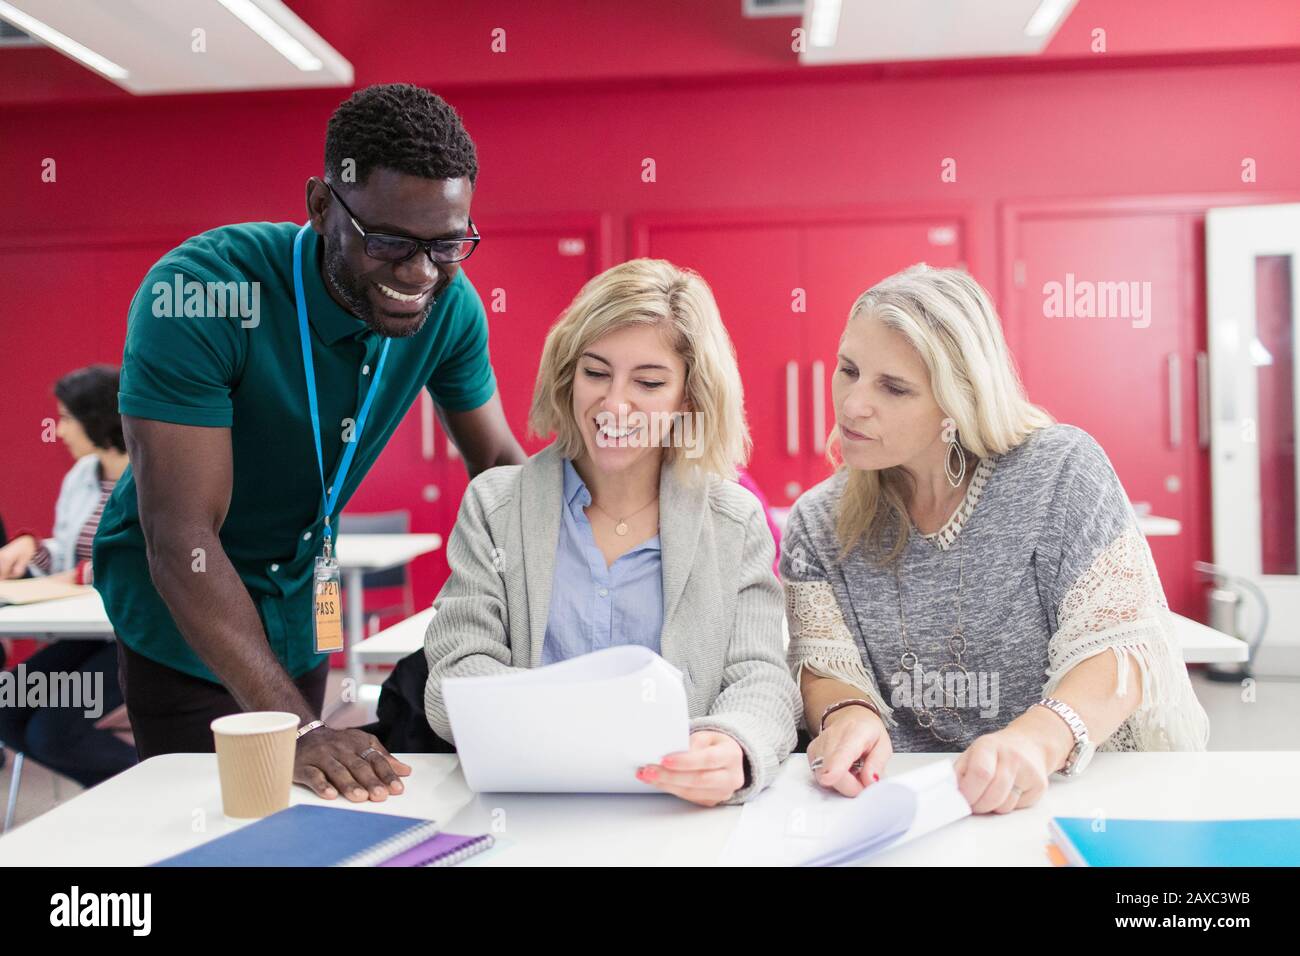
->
<box><xmin>809</xmin><ymin>756</ymin><xmax>825</xmax><ymax>773</ymax></box>
<box><xmin>359</xmin><ymin>747</ymin><xmax>379</xmax><ymax>760</ymax></box>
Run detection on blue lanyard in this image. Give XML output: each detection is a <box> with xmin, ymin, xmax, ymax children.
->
<box><xmin>292</xmin><ymin>223</ymin><xmax>391</xmax><ymax>551</ymax></box>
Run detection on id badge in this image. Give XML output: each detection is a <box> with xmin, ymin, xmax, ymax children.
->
<box><xmin>312</xmin><ymin>555</ymin><xmax>344</xmax><ymax>654</ymax></box>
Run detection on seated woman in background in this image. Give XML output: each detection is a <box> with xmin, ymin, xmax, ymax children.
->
<box><xmin>782</xmin><ymin>265</ymin><xmax>1208</xmax><ymax>814</ymax></box>
<box><xmin>424</xmin><ymin>258</ymin><xmax>800</xmax><ymax>805</ymax></box>
<box><xmin>0</xmin><ymin>365</ymin><xmax>137</xmax><ymax>787</ymax></box>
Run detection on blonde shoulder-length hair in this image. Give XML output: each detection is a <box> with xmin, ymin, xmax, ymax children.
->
<box><xmin>830</xmin><ymin>264</ymin><xmax>1053</xmax><ymax>564</ymax></box>
<box><xmin>528</xmin><ymin>258</ymin><xmax>751</xmax><ymax>481</ymax></box>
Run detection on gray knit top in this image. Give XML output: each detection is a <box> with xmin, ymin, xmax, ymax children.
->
<box><xmin>780</xmin><ymin>424</ymin><xmax>1210</xmax><ymax>754</ymax></box>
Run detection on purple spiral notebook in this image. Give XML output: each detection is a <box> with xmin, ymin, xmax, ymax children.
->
<box><xmin>151</xmin><ymin>805</ymin><xmax>493</xmax><ymax>867</ymax></box>
<box><xmin>379</xmin><ymin>832</ymin><xmax>495</xmax><ymax>867</ymax></box>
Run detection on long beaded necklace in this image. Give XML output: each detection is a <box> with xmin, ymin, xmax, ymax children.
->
<box><xmin>891</xmin><ymin>532</ymin><xmax>970</xmax><ymax>744</ymax></box>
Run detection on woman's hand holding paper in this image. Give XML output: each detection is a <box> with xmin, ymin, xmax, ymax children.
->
<box><xmin>637</xmin><ymin>731</ymin><xmax>746</xmax><ymax>807</ymax></box>
<box><xmin>953</xmin><ymin>721</ymin><xmax>1060</xmax><ymax>814</ymax></box>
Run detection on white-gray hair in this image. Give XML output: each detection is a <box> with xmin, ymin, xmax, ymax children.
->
<box><xmin>830</xmin><ymin>263</ymin><xmax>1053</xmax><ymax>562</ymax></box>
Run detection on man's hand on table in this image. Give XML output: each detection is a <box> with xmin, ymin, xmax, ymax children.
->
<box><xmin>295</xmin><ymin>725</ymin><xmax>411</xmax><ymax>802</ymax></box>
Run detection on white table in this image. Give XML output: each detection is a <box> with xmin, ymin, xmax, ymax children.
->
<box><xmin>0</xmin><ymin>751</ymin><xmax>1293</xmax><ymax>866</ymax></box>
<box><xmin>0</xmin><ymin>590</ymin><xmax>113</xmax><ymax>639</ymax></box>
<box><xmin>1172</xmin><ymin>613</ymin><xmax>1249</xmax><ymax>663</ymax></box>
<box><xmin>1137</xmin><ymin>515</ymin><xmax>1182</xmax><ymax>537</ymax></box>
<box><xmin>331</xmin><ymin>534</ymin><xmax>442</xmax><ymax>685</ymax></box>
<box><xmin>0</xmin><ymin>535</ymin><xmax>444</xmax><ymax>682</ymax></box>
<box><xmin>354</xmin><ymin>604</ymin><xmax>1248</xmax><ymax>667</ymax></box>
<box><xmin>353</xmin><ymin>606</ymin><xmax>435</xmax><ymax>666</ymax></box>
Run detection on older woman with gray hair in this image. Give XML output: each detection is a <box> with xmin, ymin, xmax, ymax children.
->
<box><xmin>781</xmin><ymin>264</ymin><xmax>1208</xmax><ymax>815</ymax></box>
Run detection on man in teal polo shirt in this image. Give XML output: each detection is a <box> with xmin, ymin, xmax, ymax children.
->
<box><xmin>93</xmin><ymin>84</ymin><xmax>525</xmax><ymax>803</ymax></box>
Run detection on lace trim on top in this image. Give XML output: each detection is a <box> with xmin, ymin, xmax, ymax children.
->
<box><xmin>785</xmin><ymin>525</ymin><xmax>1211</xmax><ymax>752</ymax></box>
<box><xmin>921</xmin><ymin>456</ymin><xmax>995</xmax><ymax>551</ymax></box>
<box><xmin>784</xmin><ymin>579</ymin><xmax>896</xmax><ymax>731</ymax></box>
<box><xmin>1043</xmin><ymin>524</ymin><xmax>1210</xmax><ymax>753</ymax></box>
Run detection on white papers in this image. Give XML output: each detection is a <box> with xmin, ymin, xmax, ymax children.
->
<box><xmin>720</xmin><ymin>757</ymin><xmax>971</xmax><ymax>866</ymax></box>
<box><xmin>443</xmin><ymin>645</ymin><xmax>691</xmax><ymax>793</ymax></box>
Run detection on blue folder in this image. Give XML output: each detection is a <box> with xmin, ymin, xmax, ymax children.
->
<box><xmin>1050</xmin><ymin>817</ymin><xmax>1300</xmax><ymax>867</ymax></box>
<box><xmin>153</xmin><ymin>804</ymin><xmax>442</xmax><ymax>867</ymax></box>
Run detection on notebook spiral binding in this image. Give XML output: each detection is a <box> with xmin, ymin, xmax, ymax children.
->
<box><xmin>424</xmin><ymin>834</ymin><xmax>495</xmax><ymax>867</ymax></box>
<box><xmin>338</xmin><ymin>820</ymin><xmax>443</xmax><ymax>867</ymax></box>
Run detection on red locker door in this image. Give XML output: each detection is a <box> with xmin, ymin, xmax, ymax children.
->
<box><xmin>1006</xmin><ymin>210</ymin><xmax>1202</xmax><ymax>615</ymax></box>
<box><xmin>465</xmin><ymin>220</ymin><xmax>607</xmax><ymax>460</ymax></box>
<box><xmin>352</xmin><ymin>218</ymin><xmax>606</xmax><ymax>610</ymax></box>
<box><xmin>802</xmin><ymin>218</ymin><xmax>968</xmax><ymax>491</ymax></box>
<box><xmin>637</xmin><ymin>222</ymin><xmax>809</xmax><ymax>506</ymax></box>
<box><xmin>0</xmin><ymin>236</ymin><xmax>189</xmax><ymax>533</ymax></box>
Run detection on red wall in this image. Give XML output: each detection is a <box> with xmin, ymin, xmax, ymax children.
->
<box><xmin>3</xmin><ymin>53</ymin><xmax>1299</xmax><ymax>613</ymax></box>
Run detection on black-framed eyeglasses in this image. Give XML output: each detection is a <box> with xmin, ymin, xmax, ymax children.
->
<box><xmin>324</xmin><ymin>180</ymin><xmax>481</xmax><ymax>264</ymax></box>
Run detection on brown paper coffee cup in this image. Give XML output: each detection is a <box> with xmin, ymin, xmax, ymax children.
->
<box><xmin>210</xmin><ymin>711</ymin><xmax>299</xmax><ymax>819</ymax></box>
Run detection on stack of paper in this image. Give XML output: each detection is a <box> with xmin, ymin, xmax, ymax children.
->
<box><xmin>721</xmin><ymin>758</ymin><xmax>971</xmax><ymax>866</ymax></box>
<box><xmin>443</xmin><ymin>644</ymin><xmax>690</xmax><ymax>793</ymax></box>
<box><xmin>0</xmin><ymin>578</ymin><xmax>89</xmax><ymax>606</ymax></box>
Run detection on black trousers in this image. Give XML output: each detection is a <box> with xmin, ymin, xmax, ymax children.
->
<box><xmin>0</xmin><ymin>639</ymin><xmax>137</xmax><ymax>787</ymax></box>
<box><xmin>116</xmin><ymin>641</ymin><xmax>329</xmax><ymax>759</ymax></box>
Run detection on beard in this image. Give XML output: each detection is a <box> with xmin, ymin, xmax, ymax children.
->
<box><xmin>321</xmin><ymin>235</ymin><xmax>438</xmax><ymax>339</ymax></box>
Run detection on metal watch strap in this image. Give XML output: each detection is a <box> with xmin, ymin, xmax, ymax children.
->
<box><xmin>1034</xmin><ymin>697</ymin><xmax>1089</xmax><ymax>775</ymax></box>
<box><xmin>296</xmin><ymin>719</ymin><xmax>326</xmax><ymax>740</ymax></box>
<box><xmin>819</xmin><ymin>698</ymin><xmax>881</xmax><ymax>733</ymax></box>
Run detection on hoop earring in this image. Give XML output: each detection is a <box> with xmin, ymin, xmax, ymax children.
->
<box><xmin>944</xmin><ymin>434</ymin><xmax>967</xmax><ymax>489</ymax></box>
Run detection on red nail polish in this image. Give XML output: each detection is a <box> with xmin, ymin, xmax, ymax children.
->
<box><xmin>872</xmin><ymin>773</ymin><xmax>880</xmax><ymax>782</ymax></box>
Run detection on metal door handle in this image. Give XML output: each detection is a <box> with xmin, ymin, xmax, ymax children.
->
<box><xmin>1167</xmin><ymin>352</ymin><xmax>1182</xmax><ymax>448</ymax></box>
<box><xmin>786</xmin><ymin>361</ymin><xmax>800</xmax><ymax>456</ymax></box>
<box><xmin>420</xmin><ymin>391</ymin><xmax>435</xmax><ymax>460</ymax></box>
<box><xmin>811</xmin><ymin>360</ymin><xmax>826</xmax><ymax>455</ymax></box>
<box><xmin>1196</xmin><ymin>351</ymin><xmax>1210</xmax><ymax>449</ymax></box>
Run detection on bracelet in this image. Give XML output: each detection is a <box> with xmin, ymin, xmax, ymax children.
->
<box><xmin>296</xmin><ymin>719</ymin><xmax>326</xmax><ymax>740</ymax></box>
<box><xmin>819</xmin><ymin>698</ymin><xmax>880</xmax><ymax>733</ymax></box>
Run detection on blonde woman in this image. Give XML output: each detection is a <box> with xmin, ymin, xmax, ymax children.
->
<box><xmin>781</xmin><ymin>264</ymin><xmax>1209</xmax><ymax>815</ymax></box>
<box><xmin>424</xmin><ymin>258</ymin><xmax>799</xmax><ymax>806</ymax></box>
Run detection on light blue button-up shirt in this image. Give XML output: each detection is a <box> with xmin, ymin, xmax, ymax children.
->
<box><xmin>541</xmin><ymin>458</ymin><xmax>664</xmax><ymax>665</ymax></box>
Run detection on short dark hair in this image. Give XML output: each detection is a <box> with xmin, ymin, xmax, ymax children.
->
<box><xmin>55</xmin><ymin>364</ymin><xmax>123</xmax><ymax>453</ymax></box>
<box><xmin>324</xmin><ymin>83</ymin><xmax>478</xmax><ymax>189</ymax></box>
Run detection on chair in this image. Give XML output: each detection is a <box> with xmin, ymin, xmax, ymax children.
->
<box><xmin>2</xmin><ymin>702</ymin><xmax>133</xmax><ymax>832</ymax></box>
<box><xmin>3</xmin><ymin>750</ymin><xmax>23</xmax><ymax>833</ymax></box>
<box><xmin>336</xmin><ymin>511</ymin><xmax>417</xmax><ymax>636</ymax></box>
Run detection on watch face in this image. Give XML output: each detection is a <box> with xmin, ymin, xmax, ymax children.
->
<box><xmin>1069</xmin><ymin>742</ymin><xmax>1096</xmax><ymax>776</ymax></box>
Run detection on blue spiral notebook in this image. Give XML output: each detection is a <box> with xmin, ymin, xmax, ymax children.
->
<box><xmin>1050</xmin><ymin>817</ymin><xmax>1300</xmax><ymax>867</ymax></box>
<box><xmin>153</xmin><ymin>805</ymin><xmax>445</xmax><ymax>867</ymax></box>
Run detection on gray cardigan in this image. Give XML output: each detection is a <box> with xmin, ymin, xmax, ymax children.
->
<box><xmin>423</xmin><ymin>442</ymin><xmax>800</xmax><ymax>802</ymax></box>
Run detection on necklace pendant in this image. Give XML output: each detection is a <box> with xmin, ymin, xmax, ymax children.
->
<box><xmin>615</xmin><ymin>521</ymin><xmax>629</xmax><ymax>536</ymax></box>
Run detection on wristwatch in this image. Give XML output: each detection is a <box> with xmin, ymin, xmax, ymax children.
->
<box><xmin>1033</xmin><ymin>698</ymin><xmax>1094</xmax><ymax>777</ymax></box>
